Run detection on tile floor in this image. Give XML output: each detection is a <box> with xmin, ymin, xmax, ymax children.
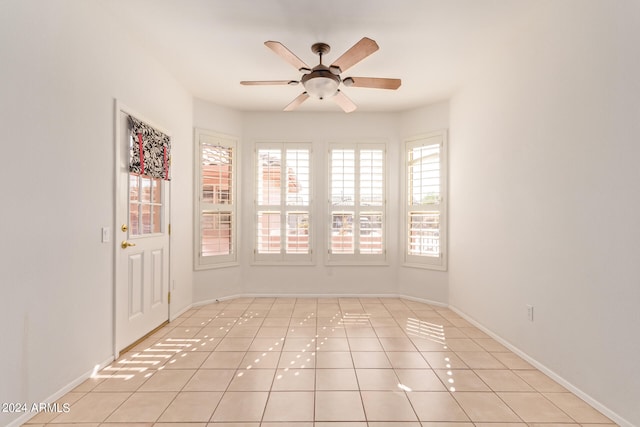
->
<box><xmin>24</xmin><ymin>297</ymin><xmax>616</xmax><ymax>426</ymax></box>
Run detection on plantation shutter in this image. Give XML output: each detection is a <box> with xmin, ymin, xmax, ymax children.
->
<box><xmin>330</xmin><ymin>149</ymin><xmax>356</xmax><ymax>254</ymax></box>
<box><xmin>255</xmin><ymin>143</ymin><xmax>312</xmax><ymax>263</ymax></box>
<box><xmin>405</xmin><ymin>131</ymin><xmax>447</xmax><ymax>270</ymax></box>
<box><xmin>329</xmin><ymin>144</ymin><xmax>386</xmax><ymax>263</ymax></box>
<box><xmin>200</xmin><ymin>140</ymin><xmax>233</xmax><ymax>258</ymax></box>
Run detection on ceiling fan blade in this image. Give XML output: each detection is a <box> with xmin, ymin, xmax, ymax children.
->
<box><xmin>284</xmin><ymin>92</ymin><xmax>310</xmax><ymax>111</ymax></box>
<box><xmin>330</xmin><ymin>37</ymin><xmax>379</xmax><ymax>73</ymax></box>
<box><xmin>240</xmin><ymin>80</ymin><xmax>299</xmax><ymax>86</ymax></box>
<box><xmin>344</xmin><ymin>77</ymin><xmax>401</xmax><ymax>90</ymax></box>
<box><xmin>332</xmin><ymin>90</ymin><xmax>357</xmax><ymax>113</ymax></box>
<box><xmin>265</xmin><ymin>41</ymin><xmax>310</xmax><ymax>71</ymax></box>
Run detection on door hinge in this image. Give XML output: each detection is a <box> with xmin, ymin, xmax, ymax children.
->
<box><xmin>168</xmin><ymin>224</ymin><xmax>171</xmax><ymax>235</ymax></box>
<box><xmin>168</xmin><ymin>291</ymin><xmax>171</xmax><ymax>304</ymax></box>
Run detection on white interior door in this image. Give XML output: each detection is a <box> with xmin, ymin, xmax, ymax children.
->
<box><xmin>114</xmin><ymin>103</ymin><xmax>170</xmax><ymax>353</ymax></box>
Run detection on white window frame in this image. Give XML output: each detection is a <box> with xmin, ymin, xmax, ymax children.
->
<box><xmin>194</xmin><ymin>128</ymin><xmax>238</xmax><ymax>270</ymax></box>
<box><xmin>253</xmin><ymin>142</ymin><xmax>313</xmax><ymax>265</ymax></box>
<box><xmin>403</xmin><ymin>130</ymin><xmax>448</xmax><ymax>270</ymax></box>
<box><xmin>327</xmin><ymin>142</ymin><xmax>387</xmax><ymax>265</ymax></box>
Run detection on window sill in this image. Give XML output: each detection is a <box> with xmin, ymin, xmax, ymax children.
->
<box><xmin>402</xmin><ymin>261</ymin><xmax>447</xmax><ymax>271</ymax></box>
<box><xmin>325</xmin><ymin>260</ymin><xmax>389</xmax><ymax>267</ymax></box>
<box><xmin>194</xmin><ymin>261</ymin><xmax>239</xmax><ymax>271</ymax></box>
<box><xmin>250</xmin><ymin>260</ymin><xmax>316</xmax><ymax>267</ymax></box>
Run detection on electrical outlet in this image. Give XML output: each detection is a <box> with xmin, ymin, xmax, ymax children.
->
<box><xmin>526</xmin><ymin>305</ymin><xmax>534</xmax><ymax>322</ymax></box>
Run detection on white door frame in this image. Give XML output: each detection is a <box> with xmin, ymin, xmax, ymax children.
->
<box><xmin>113</xmin><ymin>99</ymin><xmax>171</xmax><ymax>359</ymax></box>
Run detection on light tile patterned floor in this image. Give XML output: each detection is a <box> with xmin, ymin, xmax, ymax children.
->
<box><xmin>23</xmin><ymin>297</ymin><xmax>617</xmax><ymax>426</ymax></box>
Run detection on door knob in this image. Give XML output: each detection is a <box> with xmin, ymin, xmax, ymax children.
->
<box><xmin>121</xmin><ymin>240</ymin><xmax>136</xmax><ymax>249</ymax></box>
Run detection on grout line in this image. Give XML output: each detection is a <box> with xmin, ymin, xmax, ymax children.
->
<box><xmin>32</xmin><ymin>297</ymin><xmax>623</xmax><ymax>426</ymax></box>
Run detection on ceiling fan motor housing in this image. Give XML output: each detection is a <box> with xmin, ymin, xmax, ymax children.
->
<box><xmin>301</xmin><ymin>65</ymin><xmax>341</xmax><ymax>99</ymax></box>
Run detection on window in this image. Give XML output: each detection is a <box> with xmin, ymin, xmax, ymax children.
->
<box><xmin>328</xmin><ymin>143</ymin><xmax>386</xmax><ymax>264</ymax></box>
<box><xmin>255</xmin><ymin>143</ymin><xmax>312</xmax><ymax>264</ymax></box>
<box><xmin>194</xmin><ymin>129</ymin><xmax>238</xmax><ymax>269</ymax></box>
<box><xmin>129</xmin><ymin>174</ymin><xmax>163</xmax><ymax>236</ymax></box>
<box><xmin>405</xmin><ymin>131</ymin><xmax>447</xmax><ymax>269</ymax></box>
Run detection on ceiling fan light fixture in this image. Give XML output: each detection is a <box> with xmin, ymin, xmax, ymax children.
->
<box><xmin>303</xmin><ymin>76</ymin><xmax>339</xmax><ymax>99</ymax></box>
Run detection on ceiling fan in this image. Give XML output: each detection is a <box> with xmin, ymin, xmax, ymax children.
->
<box><xmin>241</xmin><ymin>37</ymin><xmax>401</xmax><ymax>113</ymax></box>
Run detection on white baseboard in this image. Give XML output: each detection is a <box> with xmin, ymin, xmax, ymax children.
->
<box><xmin>169</xmin><ymin>302</ymin><xmax>194</xmax><ymax>321</ymax></box>
<box><xmin>448</xmin><ymin>304</ymin><xmax>632</xmax><ymax>427</ymax></box>
<box><xmin>399</xmin><ymin>293</ymin><xmax>449</xmax><ymax>308</ymax></box>
<box><xmin>192</xmin><ymin>293</ymin><xmax>244</xmax><ymax>307</ymax></box>
<box><xmin>6</xmin><ymin>356</ymin><xmax>114</xmax><ymax>427</ymax></box>
<box><xmin>192</xmin><ymin>293</ymin><xmax>408</xmax><ymax>306</ymax></box>
<box><xmin>242</xmin><ymin>292</ymin><xmax>401</xmax><ymax>299</ymax></box>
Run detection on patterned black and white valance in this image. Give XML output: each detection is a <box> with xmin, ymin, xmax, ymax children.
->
<box><xmin>128</xmin><ymin>115</ymin><xmax>171</xmax><ymax>180</ymax></box>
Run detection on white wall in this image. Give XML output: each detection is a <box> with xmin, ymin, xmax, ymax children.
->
<box><xmin>0</xmin><ymin>2</ymin><xmax>193</xmax><ymax>425</ymax></box>
<box><xmin>449</xmin><ymin>1</ymin><xmax>640</xmax><ymax>425</ymax></box>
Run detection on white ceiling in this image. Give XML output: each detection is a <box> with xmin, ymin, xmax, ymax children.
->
<box><xmin>99</xmin><ymin>0</ymin><xmax>530</xmax><ymax>113</ymax></box>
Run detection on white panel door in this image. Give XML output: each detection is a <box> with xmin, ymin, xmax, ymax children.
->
<box><xmin>114</xmin><ymin>104</ymin><xmax>170</xmax><ymax>353</ymax></box>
